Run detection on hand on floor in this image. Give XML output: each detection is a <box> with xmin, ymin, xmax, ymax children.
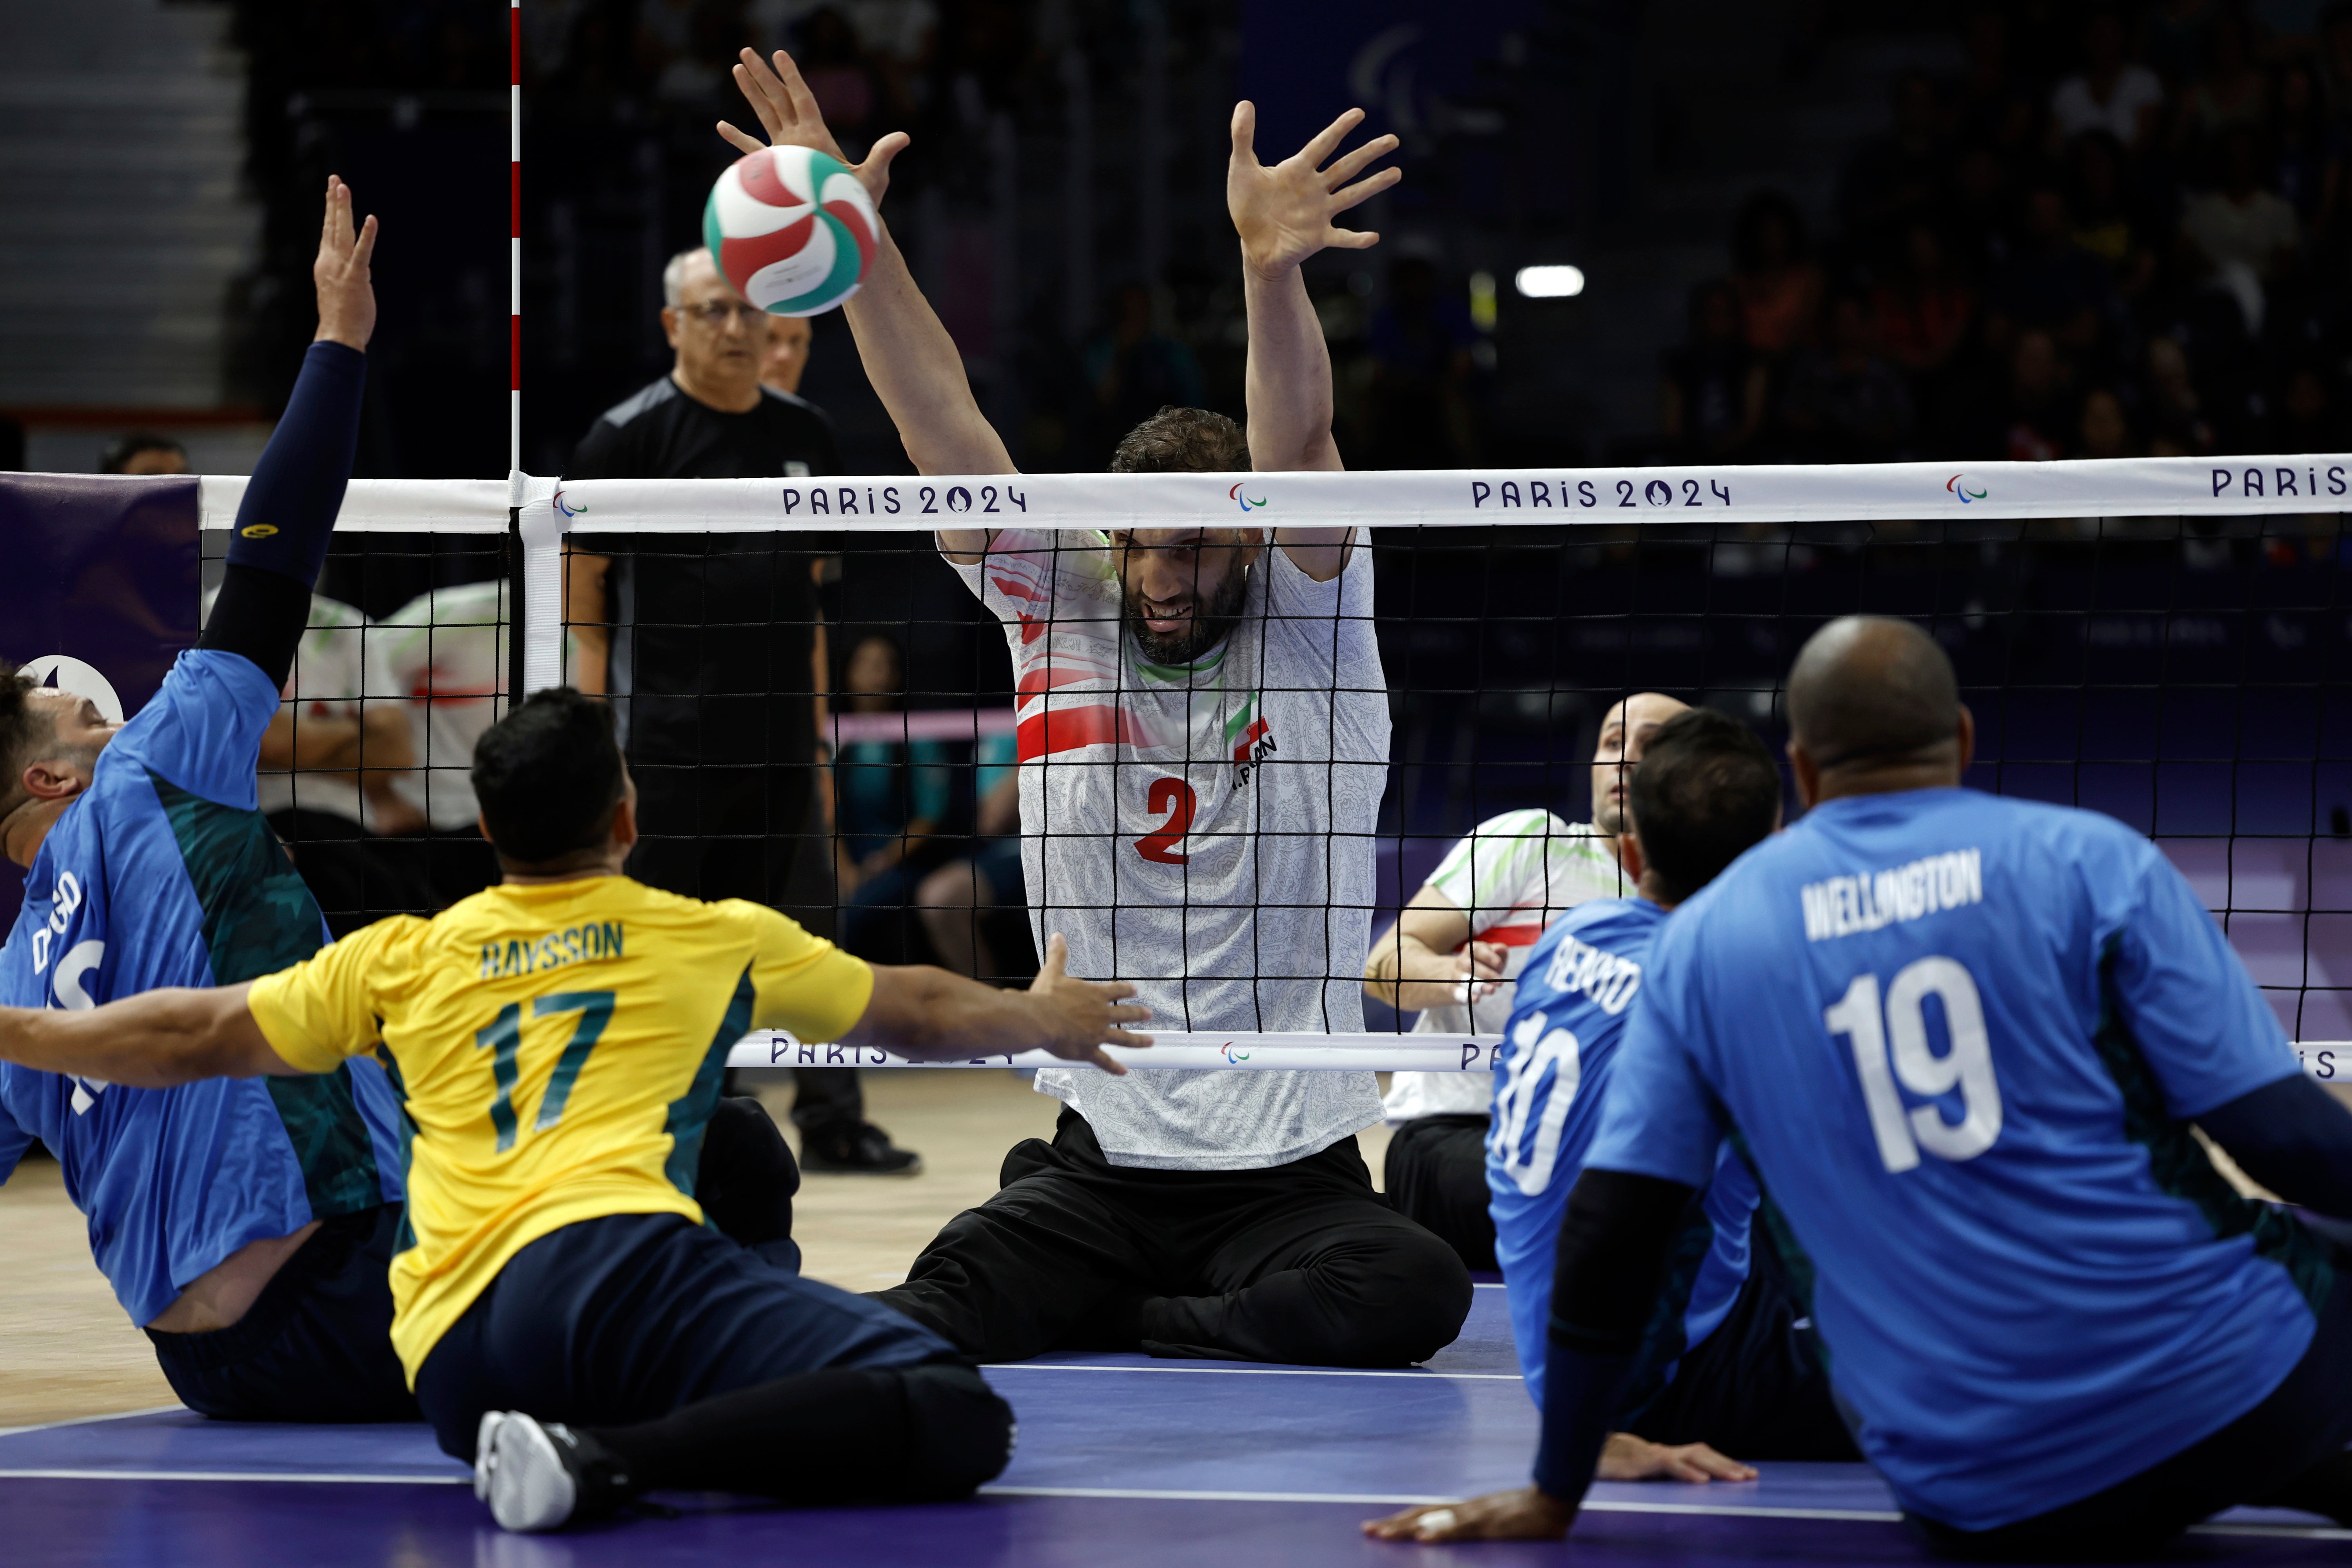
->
<box><xmin>1361</xmin><ymin>1486</ymin><xmax>1575</xmax><ymax>1543</ymax></box>
<box><xmin>1595</xmin><ymin>1431</ymin><xmax>1757</xmax><ymax>1484</ymax></box>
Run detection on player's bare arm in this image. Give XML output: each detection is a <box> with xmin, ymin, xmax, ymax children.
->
<box><xmin>842</xmin><ymin>933</ymin><xmax>1151</xmax><ymax>1074</ymax></box>
<box><xmin>1229</xmin><ymin>101</ymin><xmax>1397</xmax><ymax>581</ymax></box>
<box><xmin>0</xmin><ymin>983</ymin><xmax>299</xmax><ymax>1088</ymax></box>
<box><xmin>1363</xmin><ymin>886</ymin><xmax>1507</xmax><ymax>1014</ymax></box>
<box><xmin>720</xmin><ymin>46</ymin><xmax>1009</xmax><ymax>572</ymax></box>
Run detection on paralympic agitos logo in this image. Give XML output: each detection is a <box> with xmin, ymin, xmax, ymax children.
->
<box><xmin>1945</xmin><ymin>475</ymin><xmax>1988</xmax><ymax>503</ymax></box>
<box><xmin>1228</xmin><ymin>482</ymin><xmax>1268</xmax><ymax>512</ymax></box>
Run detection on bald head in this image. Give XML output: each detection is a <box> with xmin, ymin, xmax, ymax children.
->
<box><xmin>1592</xmin><ymin>691</ymin><xmax>1690</xmax><ymax>837</ymax></box>
<box><xmin>1786</xmin><ymin>617</ymin><xmax>1969</xmax><ymax>799</ymax></box>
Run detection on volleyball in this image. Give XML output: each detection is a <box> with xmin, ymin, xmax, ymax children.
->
<box><xmin>702</xmin><ymin>145</ymin><xmax>879</xmax><ymax>318</ymax></box>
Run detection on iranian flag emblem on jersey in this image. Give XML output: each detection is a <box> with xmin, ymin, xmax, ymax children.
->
<box><xmin>1227</xmin><ymin>694</ymin><xmax>1274</xmax><ymax>784</ymax></box>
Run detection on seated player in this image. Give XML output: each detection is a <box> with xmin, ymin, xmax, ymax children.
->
<box><xmin>0</xmin><ymin>181</ymin><xmax>416</xmax><ymax>1423</ymax></box>
<box><xmin>1486</xmin><ymin>708</ymin><xmax>1850</xmax><ymax>1483</ymax></box>
<box><xmin>1363</xmin><ymin>693</ymin><xmax>1685</xmax><ymax>1269</ymax></box>
<box><xmin>718</xmin><ymin>53</ymin><xmax>1473</xmax><ymax>1367</ymax></box>
<box><xmin>0</xmin><ymin>688</ymin><xmax>1152</xmax><ymax>1534</ymax></box>
<box><xmin>1371</xmin><ymin>616</ymin><xmax>2352</xmax><ymax>1553</ymax></box>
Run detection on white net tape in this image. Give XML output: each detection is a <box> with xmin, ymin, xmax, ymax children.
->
<box><xmin>190</xmin><ymin>458</ymin><xmax>2352</xmax><ymax>1073</ymax></box>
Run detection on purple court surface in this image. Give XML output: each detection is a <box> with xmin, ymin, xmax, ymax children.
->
<box><xmin>3</xmin><ymin>1286</ymin><xmax>2343</xmax><ymax>1567</ymax></box>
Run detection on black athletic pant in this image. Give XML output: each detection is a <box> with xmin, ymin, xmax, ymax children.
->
<box><xmin>1621</xmin><ymin>1232</ymin><xmax>1856</xmax><ymax>1461</ymax></box>
<box><xmin>1383</xmin><ymin>1114</ymin><xmax>1498</xmax><ymax>1272</ymax></box>
<box><xmin>1909</xmin><ymin>1262</ymin><xmax>2352</xmax><ymax>1557</ymax></box>
<box><xmin>873</xmin><ymin>1108</ymin><xmax>1473</xmax><ymax>1367</ymax></box>
<box><xmin>146</xmin><ymin>1205</ymin><xmax>417</xmax><ymax>1423</ymax></box>
<box><xmin>414</xmin><ymin>1212</ymin><xmax>1005</xmax><ymax>1506</ymax></box>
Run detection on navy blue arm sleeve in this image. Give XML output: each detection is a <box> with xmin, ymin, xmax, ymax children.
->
<box><xmin>1532</xmin><ymin>1169</ymin><xmax>1694</xmax><ymax>1501</ymax></box>
<box><xmin>198</xmin><ymin>341</ymin><xmax>365</xmax><ymax>687</ymax></box>
<box><xmin>2200</xmin><ymin>1074</ymin><xmax>2352</xmax><ymax>1219</ymax></box>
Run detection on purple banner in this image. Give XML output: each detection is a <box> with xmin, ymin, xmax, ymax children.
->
<box><xmin>0</xmin><ymin>475</ymin><xmax>201</xmax><ymax>922</ymax></box>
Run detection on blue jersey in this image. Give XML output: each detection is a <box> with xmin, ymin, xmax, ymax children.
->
<box><xmin>1487</xmin><ymin>896</ymin><xmax>1755</xmax><ymax>1409</ymax></box>
<box><xmin>1587</xmin><ymin>787</ymin><xmax>2326</xmax><ymax>1531</ymax></box>
<box><xmin>0</xmin><ymin>649</ymin><xmax>401</xmax><ymax>1327</ymax></box>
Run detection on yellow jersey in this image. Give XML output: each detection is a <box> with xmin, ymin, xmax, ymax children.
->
<box><xmin>247</xmin><ymin>875</ymin><xmax>874</xmax><ymax>1381</ymax></box>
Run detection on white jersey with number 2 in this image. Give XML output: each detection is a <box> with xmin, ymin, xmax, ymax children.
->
<box><xmin>952</xmin><ymin>528</ymin><xmax>1389</xmax><ymax>1171</ymax></box>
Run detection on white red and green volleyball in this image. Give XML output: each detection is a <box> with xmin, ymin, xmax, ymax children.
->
<box><xmin>702</xmin><ymin>145</ymin><xmax>879</xmax><ymax>317</ymax></box>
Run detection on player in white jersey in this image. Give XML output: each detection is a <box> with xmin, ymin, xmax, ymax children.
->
<box><xmin>717</xmin><ymin>51</ymin><xmax>1470</xmax><ymax>1365</ymax></box>
<box><xmin>1363</xmin><ymin>695</ymin><xmax>1685</xmax><ymax>1267</ymax></box>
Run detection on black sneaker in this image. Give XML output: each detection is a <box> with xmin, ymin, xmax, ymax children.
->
<box><xmin>799</xmin><ymin>1123</ymin><xmax>923</xmax><ymax>1176</ymax></box>
<box><xmin>474</xmin><ymin>1410</ymin><xmax>632</xmax><ymax>1532</ymax></box>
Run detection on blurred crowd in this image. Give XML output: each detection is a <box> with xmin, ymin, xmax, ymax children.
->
<box><xmin>1663</xmin><ymin>2</ymin><xmax>2352</xmax><ymax>466</ymax></box>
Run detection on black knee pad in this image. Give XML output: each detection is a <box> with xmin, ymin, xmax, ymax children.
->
<box><xmin>695</xmin><ymin>1095</ymin><xmax>800</xmax><ymax>1249</ymax></box>
<box><xmin>898</xmin><ymin>1361</ymin><xmax>1015</xmax><ymax>1499</ymax></box>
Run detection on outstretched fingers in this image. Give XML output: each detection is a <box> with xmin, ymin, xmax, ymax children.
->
<box><xmin>1327</xmin><ymin>164</ymin><xmax>1403</xmax><ymax>214</ymax></box>
<box><xmin>716</xmin><ymin>118</ymin><xmax>766</xmax><ymax>156</ymax></box>
<box><xmin>732</xmin><ymin>49</ymin><xmax>795</xmax><ymax>137</ymax></box>
<box><xmin>320</xmin><ymin>176</ymin><xmax>352</xmax><ymax>256</ymax></box>
<box><xmin>1321</xmin><ymin>132</ymin><xmax>1399</xmax><ymax>189</ymax></box>
<box><xmin>348</xmin><ymin>213</ymin><xmax>379</xmax><ymax>273</ymax></box>
<box><xmin>1296</xmin><ymin>105</ymin><xmax>1366</xmax><ymax>171</ymax></box>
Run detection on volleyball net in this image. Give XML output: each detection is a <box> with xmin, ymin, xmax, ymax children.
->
<box><xmin>179</xmin><ymin>456</ymin><xmax>2351</xmax><ymax>1079</ymax></box>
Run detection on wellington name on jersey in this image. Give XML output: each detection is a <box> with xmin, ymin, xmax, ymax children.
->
<box><xmin>1586</xmin><ymin>787</ymin><xmax>2328</xmax><ymax>1532</ymax></box>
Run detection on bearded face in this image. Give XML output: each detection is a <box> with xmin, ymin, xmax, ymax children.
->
<box><xmin>1117</xmin><ymin>534</ymin><xmax>1256</xmax><ymax>666</ymax></box>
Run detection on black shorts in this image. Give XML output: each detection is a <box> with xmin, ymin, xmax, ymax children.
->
<box><xmin>1620</xmin><ymin>1229</ymin><xmax>1857</xmax><ymax>1462</ymax></box>
<box><xmin>1382</xmin><ymin>1114</ymin><xmax>1497</xmax><ymax>1272</ymax></box>
<box><xmin>145</xmin><ymin>1203</ymin><xmax>417</xmax><ymax>1423</ymax></box>
<box><xmin>412</xmin><ymin>1211</ymin><xmax>960</xmax><ymax>1461</ymax></box>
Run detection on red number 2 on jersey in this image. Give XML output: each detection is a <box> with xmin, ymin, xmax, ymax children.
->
<box><xmin>1135</xmin><ymin>777</ymin><xmax>1197</xmax><ymax>864</ymax></box>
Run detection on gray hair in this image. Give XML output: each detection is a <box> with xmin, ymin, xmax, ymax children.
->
<box><xmin>661</xmin><ymin>247</ymin><xmax>713</xmax><ymax>308</ymax></box>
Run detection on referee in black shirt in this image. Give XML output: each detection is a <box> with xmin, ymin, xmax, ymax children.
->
<box><xmin>564</xmin><ymin>245</ymin><xmax>917</xmax><ymax>1175</ymax></box>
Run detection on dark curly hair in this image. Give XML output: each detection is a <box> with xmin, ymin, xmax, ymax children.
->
<box><xmin>0</xmin><ymin>662</ymin><xmax>48</xmax><ymax>816</ymax></box>
<box><xmin>471</xmin><ymin>686</ymin><xmax>626</xmax><ymax>865</ymax></box>
<box><xmin>1627</xmin><ymin>707</ymin><xmax>1782</xmax><ymax>905</ymax></box>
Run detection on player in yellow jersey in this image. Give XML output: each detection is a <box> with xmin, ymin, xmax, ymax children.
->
<box><xmin>0</xmin><ymin>688</ymin><xmax>1151</xmax><ymax>1534</ymax></box>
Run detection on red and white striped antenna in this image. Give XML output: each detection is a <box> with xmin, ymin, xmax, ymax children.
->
<box><xmin>508</xmin><ymin>0</ymin><xmax>521</xmax><ymax>476</ymax></box>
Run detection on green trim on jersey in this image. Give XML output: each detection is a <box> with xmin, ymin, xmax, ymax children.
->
<box><xmin>151</xmin><ymin>771</ymin><xmax>382</xmax><ymax>1220</ymax></box>
<box><xmin>376</xmin><ymin>1045</ymin><xmax>421</xmax><ymax>1255</ymax></box>
<box><xmin>663</xmin><ymin>966</ymin><xmax>756</xmax><ymax>1200</ymax></box>
<box><xmin>1135</xmin><ymin>643</ymin><xmax>1229</xmax><ymax>685</ymax></box>
<box><xmin>2092</xmin><ymin>939</ymin><xmax>2334</xmax><ymax>1310</ymax></box>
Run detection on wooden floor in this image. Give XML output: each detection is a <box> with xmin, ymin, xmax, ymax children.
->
<box><xmin>0</xmin><ymin>1071</ymin><xmax>1397</xmax><ymax>1428</ymax></box>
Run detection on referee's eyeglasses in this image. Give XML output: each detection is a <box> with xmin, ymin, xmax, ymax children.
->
<box><xmin>681</xmin><ymin>301</ymin><xmax>767</xmax><ymax>331</ymax></box>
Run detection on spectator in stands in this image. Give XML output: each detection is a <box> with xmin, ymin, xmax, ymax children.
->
<box><xmin>1729</xmin><ymin>191</ymin><xmax>1822</xmax><ymax>356</ymax></box>
<box><xmin>911</xmin><ymin>735</ymin><xmax>1027</xmax><ymax>985</ymax></box>
<box><xmin>2142</xmin><ymin>335</ymin><xmax>2218</xmax><ymax>454</ymax></box>
<box><xmin>2172</xmin><ymin>8</ymin><xmax>2269</xmax><ymax>153</ymax></box>
<box><xmin>1946</xmin><ymin>143</ymin><xmax>2022</xmax><ymax>282</ymax></box>
<box><xmin>1988</xmin><ymin>179</ymin><xmax>2111</xmax><ymax>359</ymax></box>
<box><xmin>2076</xmin><ymin>385</ymin><xmax>2138</xmax><ymax>458</ymax></box>
<box><xmin>1996</xmin><ymin>328</ymin><xmax>2074</xmax><ymax>461</ymax></box>
<box><xmin>2145</xmin><ymin>0</ymin><xmax>2221</xmax><ymax>92</ymax></box>
<box><xmin>2067</xmin><ymin>131</ymin><xmax>2160</xmax><ymax>302</ymax></box>
<box><xmin>2275</xmin><ymin>364</ymin><xmax>2343</xmax><ymax>451</ymax></box>
<box><xmin>1872</xmin><ymin>222</ymin><xmax>1977</xmax><ymax>380</ymax></box>
<box><xmin>833</xmin><ymin>633</ymin><xmax>949</xmax><ymax>912</ymax></box>
<box><xmin>237</xmin><ymin>591</ymin><xmax>430</xmax><ymax>937</ymax></box>
<box><xmin>1955</xmin><ymin>5</ymin><xmax>2036</xmax><ymax>149</ymax></box>
<box><xmin>1840</xmin><ymin>72</ymin><xmax>1950</xmax><ymax>264</ymax></box>
<box><xmin>2049</xmin><ymin>8</ymin><xmax>2165</xmax><ymax>153</ymax></box>
<box><xmin>1366</xmin><ymin>257</ymin><xmax>1482</xmax><ymax>468</ymax></box>
<box><xmin>1778</xmin><ymin>290</ymin><xmax>1916</xmax><ymax>463</ymax></box>
<box><xmin>791</xmin><ymin>6</ymin><xmax>887</xmax><ymax>149</ymax></box>
<box><xmin>2271</xmin><ymin>64</ymin><xmax>2330</xmax><ymax>226</ymax></box>
<box><xmin>99</xmin><ymin>434</ymin><xmax>190</xmax><ymax>476</ymax></box>
<box><xmin>1084</xmin><ymin>282</ymin><xmax>1206</xmax><ymax>468</ymax></box>
<box><xmin>2181</xmin><ymin>125</ymin><xmax>2301</xmax><ymax>334</ymax></box>
<box><xmin>374</xmin><ymin>579</ymin><xmax>516</xmax><ymax>907</ymax></box>
<box><xmin>564</xmin><ymin>245</ymin><xmax>917</xmax><ymax>1175</ymax></box>
<box><xmin>1660</xmin><ymin>280</ymin><xmax>1768</xmax><ymax>461</ymax></box>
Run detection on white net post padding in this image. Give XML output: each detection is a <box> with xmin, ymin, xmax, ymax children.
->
<box><xmin>195</xmin><ymin>458</ymin><xmax>2352</xmax><ymax>1076</ymax></box>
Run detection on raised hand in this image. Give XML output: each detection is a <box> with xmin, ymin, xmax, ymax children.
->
<box><xmin>1028</xmin><ymin>934</ymin><xmax>1152</xmax><ymax>1075</ymax></box>
<box><xmin>1227</xmin><ymin>102</ymin><xmax>1401</xmax><ymax>282</ymax></box>
<box><xmin>312</xmin><ymin>176</ymin><xmax>378</xmax><ymax>352</ymax></box>
<box><xmin>719</xmin><ymin>48</ymin><xmax>909</xmax><ymax>209</ymax></box>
